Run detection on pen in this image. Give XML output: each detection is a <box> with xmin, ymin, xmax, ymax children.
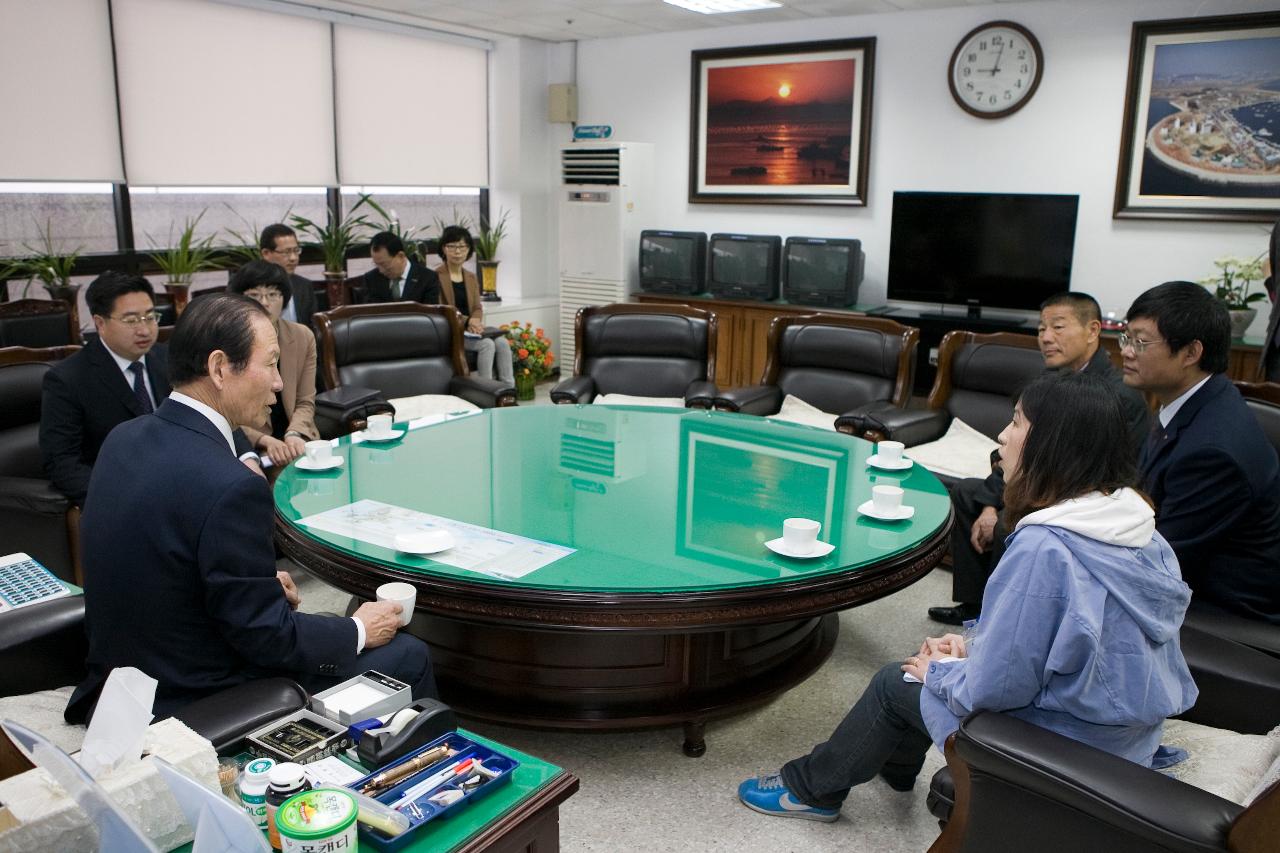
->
<box><xmin>388</xmin><ymin>758</ymin><xmax>477</xmax><ymax>811</ymax></box>
<box><xmin>360</xmin><ymin>744</ymin><xmax>453</xmax><ymax>795</ymax></box>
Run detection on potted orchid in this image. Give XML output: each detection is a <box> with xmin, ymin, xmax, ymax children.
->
<box><xmin>1199</xmin><ymin>254</ymin><xmax>1267</xmax><ymax>338</ymax></box>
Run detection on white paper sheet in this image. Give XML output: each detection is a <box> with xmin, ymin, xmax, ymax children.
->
<box><xmin>298</xmin><ymin>499</ymin><xmax>574</xmax><ymax>580</ymax></box>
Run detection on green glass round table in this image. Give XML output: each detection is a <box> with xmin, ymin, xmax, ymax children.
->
<box><xmin>275</xmin><ymin>405</ymin><xmax>953</xmax><ymax>755</ymax></box>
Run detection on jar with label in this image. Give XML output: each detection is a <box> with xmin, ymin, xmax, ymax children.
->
<box><xmin>276</xmin><ymin>788</ymin><xmax>358</xmax><ymax>853</ymax></box>
<box><xmin>266</xmin><ymin>762</ymin><xmax>313</xmax><ymax>849</ymax></box>
<box><xmin>239</xmin><ymin>757</ymin><xmax>276</xmax><ymax>828</ymax></box>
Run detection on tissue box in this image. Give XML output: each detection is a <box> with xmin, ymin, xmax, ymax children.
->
<box><xmin>0</xmin><ymin>718</ymin><xmax>217</xmax><ymax>852</ymax></box>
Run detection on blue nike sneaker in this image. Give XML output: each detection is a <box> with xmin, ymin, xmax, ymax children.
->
<box><xmin>737</xmin><ymin>771</ymin><xmax>839</xmax><ymax>822</ymax></box>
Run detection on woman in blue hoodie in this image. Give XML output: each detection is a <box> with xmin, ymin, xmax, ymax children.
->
<box><xmin>738</xmin><ymin>371</ymin><xmax>1199</xmax><ymax>823</ymax></box>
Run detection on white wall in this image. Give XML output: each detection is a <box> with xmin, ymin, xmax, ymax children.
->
<box><xmin>570</xmin><ymin>0</ymin><xmax>1278</xmax><ymax>331</ymax></box>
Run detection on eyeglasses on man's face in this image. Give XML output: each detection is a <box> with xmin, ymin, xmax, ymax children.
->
<box><xmin>269</xmin><ymin>246</ymin><xmax>303</xmax><ymax>257</ymax></box>
<box><xmin>1117</xmin><ymin>332</ymin><xmax>1165</xmax><ymax>354</ymax></box>
<box><xmin>109</xmin><ymin>311</ymin><xmax>161</xmax><ymax>326</ymax></box>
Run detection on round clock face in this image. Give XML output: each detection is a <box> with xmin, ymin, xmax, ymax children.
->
<box><xmin>949</xmin><ymin>21</ymin><xmax>1043</xmax><ymax>119</ymax></box>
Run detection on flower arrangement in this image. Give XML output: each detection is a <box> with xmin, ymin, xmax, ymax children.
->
<box><xmin>503</xmin><ymin>321</ymin><xmax>554</xmax><ymax>381</ymax></box>
<box><xmin>1199</xmin><ymin>255</ymin><xmax>1266</xmax><ymax>310</ymax></box>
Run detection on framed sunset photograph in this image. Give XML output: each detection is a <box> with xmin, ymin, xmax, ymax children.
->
<box><xmin>689</xmin><ymin>38</ymin><xmax>876</xmax><ymax>206</ymax></box>
<box><xmin>1114</xmin><ymin>11</ymin><xmax>1280</xmax><ymax>222</ymax></box>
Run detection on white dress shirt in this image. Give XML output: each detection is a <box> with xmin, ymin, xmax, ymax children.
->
<box><xmin>1158</xmin><ymin>375</ymin><xmax>1212</xmax><ymax>428</ymax></box>
<box><xmin>104</xmin><ymin>344</ymin><xmax>156</xmax><ymax>409</ymax></box>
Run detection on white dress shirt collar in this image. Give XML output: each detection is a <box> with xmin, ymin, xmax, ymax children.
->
<box><xmin>168</xmin><ymin>391</ymin><xmax>237</xmax><ymax>455</ymax></box>
<box><xmin>1158</xmin><ymin>375</ymin><xmax>1212</xmax><ymax>428</ymax></box>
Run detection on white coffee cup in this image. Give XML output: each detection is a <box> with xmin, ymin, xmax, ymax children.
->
<box><xmin>872</xmin><ymin>484</ymin><xmax>904</xmax><ymax>515</ymax></box>
<box><xmin>366</xmin><ymin>414</ymin><xmax>393</xmax><ymax>437</ymax></box>
<box><xmin>376</xmin><ymin>581</ymin><xmax>416</xmax><ymax>627</ymax></box>
<box><xmin>877</xmin><ymin>440</ymin><xmax>905</xmax><ymax>464</ymax></box>
<box><xmin>304</xmin><ymin>440</ymin><xmax>332</xmax><ymax>464</ymax></box>
<box><xmin>782</xmin><ymin>517</ymin><xmax>821</xmax><ymax>554</ymax></box>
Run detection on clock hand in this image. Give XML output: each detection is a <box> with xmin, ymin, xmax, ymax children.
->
<box><xmin>990</xmin><ymin>42</ymin><xmax>1006</xmax><ymax>76</ymax></box>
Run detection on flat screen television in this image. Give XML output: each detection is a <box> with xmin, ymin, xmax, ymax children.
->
<box><xmin>887</xmin><ymin>192</ymin><xmax>1079</xmax><ymax>311</ymax></box>
<box><xmin>707</xmin><ymin>233</ymin><xmax>782</xmax><ymax>300</ymax></box>
<box><xmin>783</xmin><ymin>237</ymin><xmax>865</xmax><ymax>308</ymax></box>
<box><xmin>638</xmin><ymin>230</ymin><xmax>707</xmax><ymax>294</ymax></box>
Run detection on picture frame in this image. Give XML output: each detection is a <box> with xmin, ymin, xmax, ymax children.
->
<box><xmin>689</xmin><ymin>37</ymin><xmax>876</xmax><ymax>206</ymax></box>
<box><xmin>1113</xmin><ymin>11</ymin><xmax>1280</xmax><ymax>222</ymax></box>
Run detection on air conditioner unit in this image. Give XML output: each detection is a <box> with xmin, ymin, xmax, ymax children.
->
<box><xmin>558</xmin><ymin>141</ymin><xmax>654</xmax><ymax>367</ymax></box>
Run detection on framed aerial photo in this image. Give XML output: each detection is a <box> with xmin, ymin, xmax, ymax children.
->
<box><xmin>689</xmin><ymin>37</ymin><xmax>876</xmax><ymax>206</ymax></box>
<box><xmin>1114</xmin><ymin>12</ymin><xmax>1280</xmax><ymax>222</ymax></box>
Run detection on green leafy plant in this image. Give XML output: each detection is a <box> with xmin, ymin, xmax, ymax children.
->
<box><xmin>502</xmin><ymin>320</ymin><xmax>554</xmax><ymax>380</ymax></box>
<box><xmin>1199</xmin><ymin>255</ymin><xmax>1267</xmax><ymax>310</ymax></box>
<box><xmin>290</xmin><ymin>194</ymin><xmax>376</xmax><ymax>274</ymax></box>
<box><xmin>473</xmin><ymin>208</ymin><xmax>512</xmax><ymax>262</ymax></box>
<box><xmin>148</xmin><ymin>211</ymin><xmax>222</xmax><ymax>285</ymax></box>
<box><xmin>0</xmin><ymin>219</ymin><xmax>83</xmax><ymax>298</ymax></box>
<box><xmin>219</xmin><ymin>202</ymin><xmax>295</xmax><ymax>268</ymax></box>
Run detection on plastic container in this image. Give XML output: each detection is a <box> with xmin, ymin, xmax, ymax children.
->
<box><xmin>238</xmin><ymin>757</ymin><xmax>276</xmax><ymax>828</ymax></box>
<box><xmin>265</xmin><ymin>762</ymin><xmax>312</xmax><ymax>849</ymax></box>
<box><xmin>276</xmin><ymin>788</ymin><xmax>358</xmax><ymax>853</ymax></box>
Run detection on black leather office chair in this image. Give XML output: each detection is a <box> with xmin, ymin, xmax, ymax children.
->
<box><xmin>550</xmin><ymin>303</ymin><xmax>718</xmax><ymax>407</ymax></box>
<box><xmin>0</xmin><ymin>299</ymin><xmax>79</xmax><ymax>348</ymax></box>
<box><xmin>0</xmin><ymin>346</ymin><xmax>83</xmax><ymax>583</ymax></box>
<box><xmin>838</xmin><ymin>330</ymin><xmax>1042</xmax><ymax>444</ymax></box>
<box><xmin>313</xmin><ymin>303</ymin><xmax>515</xmax><ymax>437</ymax></box>
<box><xmin>715</xmin><ymin>313</ymin><xmax>918</xmax><ymax>432</ymax></box>
<box><xmin>924</xmin><ymin>626</ymin><xmax>1280</xmax><ymax>852</ymax></box>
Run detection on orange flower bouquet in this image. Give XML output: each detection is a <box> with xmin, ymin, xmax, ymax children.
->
<box><xmin>501</xmin><ymin>321</ymin><xmax>554</xmax><ymax>399</ymax></box>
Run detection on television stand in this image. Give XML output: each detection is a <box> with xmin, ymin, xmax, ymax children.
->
<box><xmin>915</xmin><ymin>311</ymin><xmax>1025</xmax><ymax>330</ymax></box>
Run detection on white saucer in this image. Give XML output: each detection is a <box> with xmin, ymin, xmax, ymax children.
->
<box><xmin>867</xmin><ymin>454</ymin><xmax>913</xmax><ymax>471</ymax></box>
<box><xmin>395</xmin><ymin>529</ymin><xmax>456</xmax><ymax>555</ymax></box>
<box><xmin>857</xmin><ymin>499</ymin><xmax>915</xmax><ymax>521</ymax></box>
<box><xmin>764</xmin><ymin>538</ymin><xmax>835</xmax><ymax>559</ymax></box>
<box><xmin>362</xmin><ymin>429</ymin><xmax>405</xmax><ymax>443</ymax></box>
<box><xmin>296</xmin><ymin>456</ymin><xmax>344</xmax><ymax>471</ymax></box>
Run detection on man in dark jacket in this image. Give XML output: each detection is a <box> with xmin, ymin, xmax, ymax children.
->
<box><xmin>360</xmin><ymin>231</ymin><xmax>440</xmax><ymax>304</ymax></box>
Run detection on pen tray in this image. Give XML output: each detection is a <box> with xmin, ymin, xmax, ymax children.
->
<box><xmin>348</xmin><ymin>731</ymin><xmax>518</xmax><ymax>851</ymax></box>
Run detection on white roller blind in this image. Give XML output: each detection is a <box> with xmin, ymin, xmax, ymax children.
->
<box><xmin>334</xmin><ymin>25</ymin><xmax>487</xmax><ymax>187</ymax></box>
<box><xmin>0</xmin><ymin>0</ymin><xmax>123</xmax><ymax>181</ymax></box>
<box><xmin>112</xmin><ymin>0</ymin><xmax>335</xmax><ymax>186</ymax></box>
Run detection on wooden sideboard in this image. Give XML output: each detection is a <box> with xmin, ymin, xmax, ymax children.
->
<box><xmin>634</xmin><ymin>292</ymin><xmax>1267</xmax><ymax>390</ymax></box>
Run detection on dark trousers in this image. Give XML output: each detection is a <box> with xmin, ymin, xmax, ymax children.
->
<box><xmin>949</xmin><ymin>477</ymin><xmax>1007</xmax><ymax>607</ymax></box>
<box><xmin>781</xmin><ymin>663</ymin><xmax>933</xmax><ymax>809</ymax></box>
<box><xmin>292</xmin><ymin>632</ymin><xmax>438</xmax><ymax>701</ymax></box>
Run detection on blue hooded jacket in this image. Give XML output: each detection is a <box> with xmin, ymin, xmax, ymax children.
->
<box><xmin>920</xmin><ymin>488</ymin><xmax>1199</xmax><ymax>768</ymax></box>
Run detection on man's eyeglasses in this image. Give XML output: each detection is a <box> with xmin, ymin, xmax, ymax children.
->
<box><xmin>109</xmin><ymin>312</ymin><xmax>161</xmax><ymax>326</ymax></box>
<box><xmin>1117</xmin><ymin>332</ymin><xmax>1165</xmax><ymax>354</ymax></box>
<box><xmin>443</xmin><ymin>243</ymin><xmax>470</xmax><ymax>252</ymax></box>
<box><xmin>269</xmin><ymin>246</ymin><xmax>303</xmax><ymax>257</ymax></box>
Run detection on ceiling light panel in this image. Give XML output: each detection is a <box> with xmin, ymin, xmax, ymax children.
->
<box><xmin>663</xmin><ymin>0</ymin><xmax>783</xmax><ymax>14</ymax></box>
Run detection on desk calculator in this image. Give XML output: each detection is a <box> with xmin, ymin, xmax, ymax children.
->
<box><xmin>0</xmin><ymin>553</ymin><xmax>72</xmax><ymax>613</ymax></box>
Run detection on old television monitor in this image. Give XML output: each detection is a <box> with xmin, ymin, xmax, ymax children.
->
<box><xmin>887</xmin><ymin>192</ymin><xmax>1079</xmax><ymax>311</ymax></box>
<box><xmin>638</xmin><ymin>230</ymin><xmax>707</xmax><ymax>294</ymax></box>
<box><xmin>782</xmin><ymin>237</ymin><xmax>865</xmax><ymax>308</ymax></box>
<box><xmin>707</xmin><ymin>233</ymin><xmax>782</xmax><ymax>300</ymax></box>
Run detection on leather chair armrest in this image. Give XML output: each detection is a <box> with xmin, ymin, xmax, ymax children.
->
<box><xmin>551</xmin><ymin>375</ymin><xmax>595</xmax><ymax>405</ymax></box>
<box><xmin>684</xmin><ymin>380</ymin><xmax>718</xmax><ymax>409</ymax></box>
<box><xmin>836</xmin><ymin>405</ymin><xmax>949</xmax><ymax>446</ymax></box>
<box><xmin>1176</xmin><ymin>624</ymin><xmax>1280</xmax><ymax>734</ymax></box>
<box><xmin>172</xmin><ymin>677</ymin><xmax>308</xmax><ymax>754</ymax></box>
<box><xmin>951</xmin><ymin>711</ymin><xmax>1241</xmax><ymax>852</ymax></box>
<box><xmin>0</xmin><ymin>596</ymin><xmax>87</xmax><ymax>698</ymax></box>
<box><xmin>314</xmin><ymin>390</ymin><xmax>395</xmax><ymax>439</ymax></box>
<box><xmin>1182</xmin><ymin>603</ymin><xmax>1280</xmax><ymax>658</ymax></box>
<box><xmin>449</xmin><ymin>375</ymin><xmax>516</xmax><ymax>409</ymax></box>
<box><xmin>715</xmin><ymin>384</ymin><xmax>781</xmax><ymax>415</ymax></box>
<box><xmin>0</xmin><ymin>476</ymin><xmax>70</xmax><ymax>517</ymax></box>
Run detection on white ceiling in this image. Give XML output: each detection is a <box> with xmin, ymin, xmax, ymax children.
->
<box><xmin>335</xmin><ymin>0</ymin><xmax>1035</xmax><ymax>42</ymax></box>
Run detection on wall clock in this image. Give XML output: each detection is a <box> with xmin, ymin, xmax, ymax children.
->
<box><xmin>949</xmin><ymin>20</ymin><xmax>1043</xmax><ymax>119</ymax></box>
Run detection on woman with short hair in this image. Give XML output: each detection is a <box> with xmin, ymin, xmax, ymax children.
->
<box><xmin>737</xmin><ymin>371</ymin><xmax>1198</xmax><ymax>823</ymax></box>
<box><xmin>435</xmin><ymin>225</ymin><xmax>515</xmax><ymax>384</ymax></box>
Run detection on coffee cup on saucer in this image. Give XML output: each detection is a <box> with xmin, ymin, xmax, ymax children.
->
<box><xmin>782</xmin><ymin>518</ymin><xmax>821</xmax><ymax>555</ymax></box>
<box><xmin>304</xmin><ymin>440</ymin><xmax>333</xmax><ymax>465</ymax></box>
<box><xmin>871</xmin><ymin>485</ymin><xmax>904</xmax><ymax>515</ymax></box>
<box><xmin>876</xmin><ymin>441</ymin><xmax>905</xmax><ymax>465</ymax></box>
<box><xmin>376</xmin><ymin>581</ymin><xmax>416</xmax><ymax>627</ymax></box>
<box><xmin>366</xmin><ymin>414</ymin><xmax>394</xmax><ymax>438</ymax></box>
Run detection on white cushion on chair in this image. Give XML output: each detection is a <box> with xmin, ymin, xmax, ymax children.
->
<box><xmin>906</xmin><ymin>418</ymin><xmax>1000</xmax><ymax>480</ymax></box>
<box><xmin>593</xmin><ymin>394</ymin><xmax>686</xmax><ymax>408</ymax></box>
<box><xmin>766</xmin><ymin>395</ymin><xmax>837</xmax><ymax>431</ymax></box>
<box><xmin>386</xmin><ymin>394</ymin><xmax>479</xmax><ymax>421</ymax></box>
<box><xmin>1160</xmin><ymin>718</ymin><xmax>1280</xmax><ymax>805</ymax></box>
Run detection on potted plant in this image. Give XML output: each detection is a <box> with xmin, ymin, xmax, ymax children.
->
<box><xmin>366</xmin><ymin>197</ymin><xmax>427</xmax><ymax>264</ymax></box>
<box><xmin>502</xmin><ymin>320</ymin><xmax>554</xmax><ymax>401</ymax></box>
<box><xmin>1200</xmin><ymin>254</ymin><xmax>1266</xmax><ymax>338</ymax></box>
<box><xmin>290</xmin><ymin>194</ymin><xmax>376</xmax><ymax>307</ymax></box>
<box><xmin>148</xmin><ymin>211</ymin><xmax>223</xmax><ymax>316</ymax></box>
<box><xmin>0</xmin><ymin>219</ymin><xmax>85</xmax><ymax>331</ymax></box>
<box><xmin>473</xmin><ymin>208</ymin><xmax>511</xmax><ymax>302</ymax></box>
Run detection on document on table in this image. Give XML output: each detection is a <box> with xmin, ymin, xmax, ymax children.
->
<box><xmin>297</xmin><ymin>499</ymin><xmax>573</xmax><ymax>580</ymax></box>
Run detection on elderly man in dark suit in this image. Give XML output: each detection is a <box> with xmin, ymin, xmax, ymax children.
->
<box><xmin>1124</xmin><ymin>281</ymin><xmax>1280</xmax><ymax>624</ymax></box>
<box><xmin>259</xmin><ymin>223</ymin><xmax>317</xmax><ymax>326</ymax></box>
<box><xmin>65</xmin><ymin>294</ymin><xmax>436</xmax><ymax>722</ymax></box>
<box><xmin>1260</xmin><ymin>218</ymin><xmax>1279</xmax><ymax>381</ymax></box>
<box><xmin>360</xmin><ymin>231</ymin><xmax>440</xmax><ymax>304</ymax></box>
<box><xmin>39</xmin><ymin>272</ymin><xmax>172</xmax><ymax>505</ymax></box>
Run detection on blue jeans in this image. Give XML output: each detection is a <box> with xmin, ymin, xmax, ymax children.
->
<box><xmin>781</xmin><ymin>662</ymin><xmax>932</xmax><ymax>809</ymax></box>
